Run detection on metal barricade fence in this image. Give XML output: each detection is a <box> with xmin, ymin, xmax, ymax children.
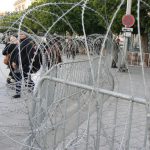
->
<box><xmin>128</xmin><ymin>52</ymin><xmax>150</xmax><ymax>67</ymax></box>
<box><xmin>26</xmin><ymin>58</ymin><xmax>149</xmax><ymax>150</ymax></box>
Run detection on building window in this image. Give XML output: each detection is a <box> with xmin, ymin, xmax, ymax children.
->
<box><xmin>22</xmin><ymin>5</ymin><xmax>25</xmax><ymax>10</ymax></box>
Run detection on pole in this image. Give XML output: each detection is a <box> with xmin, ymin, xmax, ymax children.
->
<box><xmin>119</xmin><ymin>0</ymin><xmax>132</xmax><ymax>72</ymax></box>
<box><xmin>126</xmin><ymin>0</ymin><xmax>132</xmax><ymax>14</ymax></box>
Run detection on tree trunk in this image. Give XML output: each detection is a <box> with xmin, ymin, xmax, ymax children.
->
<box><xmin>141</xmin><ymin>33</ymin><xmax>148</xmax><ymax>53</ymax></box>
<box><xmin>141</xmin><ymin>33</ymin><xmax>149</xmax><ymax>66</ymax></box>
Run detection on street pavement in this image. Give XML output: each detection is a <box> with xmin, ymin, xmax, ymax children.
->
<box><xmin>0</xmin><ymin>43</ymin><xmax>149</xmax><ymax>149</ymax></box>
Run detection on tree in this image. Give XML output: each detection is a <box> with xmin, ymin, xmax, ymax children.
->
<box><xmin>1</xmin><ymin>0</ymin><xmax>150</xmax><ymax>40</ymax></box>
<box><xmin>26</xmin><ymin>0</ymin><xmax>107</xmax><ymax>35</ymax></box>
<box><xmin>91</xmin><ymin>0</ymin><xmax>150</xmax><ymax>52</ymax></box>
<box><xmin>0</xmin><ymin>12</ymin><xmax>22</xmax><ymax>33</ymax></box>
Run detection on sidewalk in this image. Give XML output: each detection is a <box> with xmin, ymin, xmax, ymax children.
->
<box><xmin>113</xmin><ymin>66</ymin><xmax>150</xmax><ymax>98</ymax></box>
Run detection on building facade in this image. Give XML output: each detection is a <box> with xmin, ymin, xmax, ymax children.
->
<box><xmin>0</xmin><ymin>11</ymin><xmax>6</xmax><ymax>19</ymax></box>
<box><xmin>0</xmin><ymin>12</ymin><xmax>6</xmax><ymax>16</ymax></box>
<box><xmin>14</xmin><ymin>0</ymin><xmax>34</xmax><ymax>12</ymax></box>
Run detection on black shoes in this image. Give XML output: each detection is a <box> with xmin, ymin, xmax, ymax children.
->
<box><xmin>7</xmin><ymin>76</ymin><xmax>15</xmax><ymax>84</ymax></box>
<box><xmin>111</xmin><ymin>66</ymin><xmax>118</xmax><ymax>68</ymax></box>
<box><xmin>118</xmin><ymin>67</ymin><xmax>128</xmax><ymax>72</ymax></box>
<box><xmin>12</xmin><ymin>94</ymin><xmax>21</xmax><ymax>98</ymax></box>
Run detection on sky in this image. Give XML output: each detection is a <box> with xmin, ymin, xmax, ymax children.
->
<box><xmin>0</xmin><ymin>0</ymin><xmax>16</xmax><ymax>12</ymax></box>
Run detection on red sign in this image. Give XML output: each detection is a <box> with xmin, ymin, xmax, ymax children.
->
<box><xmin>122</xmin><ymin>14</ymin><xmax>135</xmax><ymax>28</ymax></box>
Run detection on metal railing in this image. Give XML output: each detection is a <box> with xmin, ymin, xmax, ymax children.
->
<box><xmin>24</xmin><ymin>58</ymin><xmax>150</xmax><ymax>150</ymax></box>
<box><xmin>128</xmin><ymin>52</ymin><xmax>150</xmax><ymax>67</ymax></box>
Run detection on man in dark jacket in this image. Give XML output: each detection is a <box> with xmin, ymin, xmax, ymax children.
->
<box><xmin>12</xmin><ymin>32</ymin><xmax>35</xmax><ymax>98</ymax></box>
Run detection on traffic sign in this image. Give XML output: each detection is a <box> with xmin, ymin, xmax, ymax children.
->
<box><xmin>124</xmin><ymin>32</ymin><xmax>131</xmax><ymax>37</ymax></box>
<box><xmin>122</xmin><ymin>14</ymin><xmax>135</xmax><ymax>28</ymax></box>
<box><xmin>122</xmin><ymin>27</ymin><xmax>133</xmax><ymax>32</ymax></box>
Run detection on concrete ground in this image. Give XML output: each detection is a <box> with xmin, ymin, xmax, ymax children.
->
<box><xmin>0</xmin><ymin>44</ymin><xmax>149</xmax><ymax>149</ymax></box>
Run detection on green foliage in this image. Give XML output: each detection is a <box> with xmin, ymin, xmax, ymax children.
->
<box><xmin>26</xmin><ymin>0</ymin><xmax>108</xmax><ymax>35</ymax></box>
<box><xmin>0</xmin><ymin>0</ymin><xmax>150</xmax><ymax>35</ymax></box>
<box><xmin>0</xmin><ymin>12</ymin><xmax>22</xmax><ymax>33</ymax></box>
